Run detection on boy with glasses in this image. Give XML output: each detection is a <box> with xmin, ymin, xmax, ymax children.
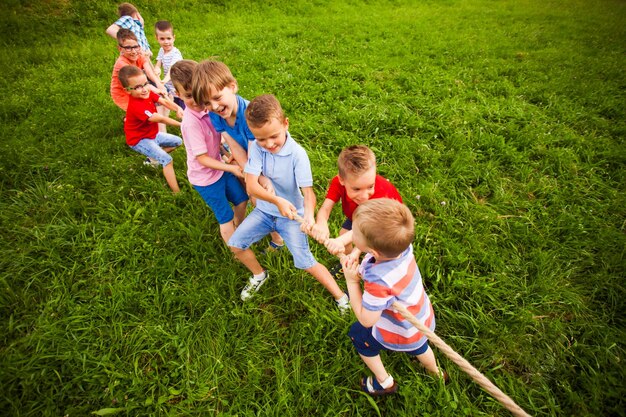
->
<box><xmin>118</xmin><ymin>65</ymin><xmax>183</xmax><ymax>193</ymax></box>
<box><xmin>110</xmin><ymin>29</ymin><xmax>167</xmax><ymax>112</ymax></box>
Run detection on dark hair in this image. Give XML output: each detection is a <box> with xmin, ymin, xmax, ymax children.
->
<box><xmin>118</xmin><ymin>3</ymin><xmax>138</xmax><ymax>17</ymax></box>
<box><xmin>170</xmin><ymin>60</ymin><xmax>198</xmax><ymax>93</ymax></box>
<box><xmin>116</xmin><ymin>28</ymin><xmax>137</xmax><ymax>44</ymax></box>
<box><xmin>118</xmin><ymin>65</ymin><xmax>143</xmax><ymax>88</ymax></box>
<box><xmin>155</xmin><ymin>20</ymin><xmax>173</xmax><ymax>33</ymax></box>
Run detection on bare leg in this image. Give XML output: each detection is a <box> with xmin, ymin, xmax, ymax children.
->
<box><xmin>157</xmin><ymin>105</ymin><xmax>168</xmax><ymax>133</ymax></box>
<box><xmin>162</xmin><ymin>162</ymin><xmax>179</xmax><ymax>193</ymax></box>
<box><xmin>305</xmin><ymin>262</ymin><xmax>344</xmax><ymax>299</ymax></box>
<box><xmin>414</xmin><ymin>346</ymin><xmax>441</xmax><ymax>376</ymax></box>
<box><xmin>270</xmin><ymin>231</ymin><xmax>284</xmax><ymax>246</ymax></box>
<box><xmin>219</xmin><ymin>221</ymin><xmax>236</xmax><ymax>244</ymax></box>
<box><xmin>163</xmin><ymin>146</ymin><xmax>177</xmax><ymax>153</ymax></box>
<box><xmin>233</xmin><ymin>201</ymin><xmax>247</xmax><ymax>227</ymax></box>
<box><xmin>360</xmin><ymin>354</ymin><xmax>391</xmax><ymax>385</ymax></box>
<box><xmin>230</xmin><ymin>246</ymin><xmax>264</xmax><ymax>275</ymax></box>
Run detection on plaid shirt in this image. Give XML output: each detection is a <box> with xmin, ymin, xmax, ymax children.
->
<box><xmin>115</xmin><ymin>16</ymin><xmax>151</xmax><ymax>54</ymax></box>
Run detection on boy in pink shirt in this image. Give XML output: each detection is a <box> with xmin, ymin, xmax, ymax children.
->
<box><xmin>170</xmin><ymin>60</ymin><xmax>248</xmax><ymax>243</ymax></box>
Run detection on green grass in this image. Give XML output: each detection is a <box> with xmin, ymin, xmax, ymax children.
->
<box><xmin>1</xmin><ymin>0</ymin><xmax>625</xmax><ymax>415</ymax></box>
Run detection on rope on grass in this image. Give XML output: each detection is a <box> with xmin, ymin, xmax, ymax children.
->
<box><xmin>292</xmin><ymin>213</ymin><xmax>532</xmax><ymax>417</ymax></box>
<box><xmin>391</xmin><ymin>302</ymin><xmax>531</xmax><ymax>417</ymax></box>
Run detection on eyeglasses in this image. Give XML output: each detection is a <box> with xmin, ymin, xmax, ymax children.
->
<box><xmin>126</xmin><ymin>81</ymin><xmax>150</xmax><ymax>91</ymax></box>
<box><xmin>119</xmin><ymin>44</ymin><xmax>141</xmax><ymax>51</ymax></box>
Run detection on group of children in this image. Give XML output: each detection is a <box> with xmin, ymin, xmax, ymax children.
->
<box><xmin>106</xmin><ymin>3</ymin><xmax>446</xmax><ymax>396</ymax></box>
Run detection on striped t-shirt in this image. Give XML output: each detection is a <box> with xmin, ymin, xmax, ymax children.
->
<box><xmin>156</xmin><ymin>46</ymin><xmax>183</xmax><ymax>95</ymax></box>
<box><xmin>360</xmin><ymin>245</ymin><xmax>435</xmax><ymax>351</ymax></box>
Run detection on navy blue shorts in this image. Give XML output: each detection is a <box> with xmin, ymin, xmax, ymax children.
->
<box><xmin>342</xmin><ymin>218</ymin><xmax>353</xmax><ymax>231</ymax></box>
<box><xmin>348</xmin><ymin>321</ymin><xmax>429</xmax><ymax>357</ymax></box>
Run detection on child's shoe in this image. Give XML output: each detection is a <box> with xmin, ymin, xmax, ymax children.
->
<box><xmin>143</xmin><ymin>157</ymin><xmax>159</xmax><ymax>168</ymax></box>
<box><xmin>360</xmin><ymin>375</ymin><xmax>398</xmax><ymax>396</ymax></box>
<box><xmin>240</xmin><ymin>271</ymin><xmax>269</xmax><ymax>301</ymax></box>
<box><xmin>329</xmin><ymin>262</ymin><xmax>343</xmax><ymax>279</ymax></box>
<box><xmin>335</xmin><ymin>292</ymin><xmax>350</xmax><ymax>314</ymax></box>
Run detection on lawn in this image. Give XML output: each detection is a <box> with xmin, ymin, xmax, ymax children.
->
<box><xmin>0</xmin><ymin>0</ymin><xmax>624</xmax><ymax>416</ymax></box>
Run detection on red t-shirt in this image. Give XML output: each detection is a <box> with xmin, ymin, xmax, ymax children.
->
<box><xmin>325</xmin><ymin>174</ymin><xmax>403</xmax><ymax>220</ymax></box>
<box><xmin>124</xmin><ymin>91</ymin><xmax>160</xmax><ymax>146</ymax></box>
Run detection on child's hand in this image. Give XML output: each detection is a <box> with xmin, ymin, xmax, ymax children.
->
<box><xmin>342</xmin><ymin>255</ymin><xmax>361</xmax><ymax>284</ymax></box>
<box><xmin>228</xmin><ymin>164</ymin><xmax>244</xmax><ymax>179</ymax></box>
<box><xmin>175</xmin><ymin>106</ymin><xmax>184</xmax><ymax>120</ymax></box>
<box><xmin>311</xmin><ymin>222</ymin><xmax>330</xmax><ymax>244</ymax></box>
<box><xmin>325</xmin><ymin>238</ymin><xmax>345</xmax><ymax>256</ymax></box>
<box><xmin>154</xmin><ymin>67</ymin><xmax>162</xmax><ymax>78</ymax></box>
<box><xmin>300</xmin><ymin>215</ymin><xmax>315</xmax><ymax>234</ymax></box>
<box><xmin>275</xmin><ymin>197</ymin><xmax>298</xmax><ymax>220</ymax></box>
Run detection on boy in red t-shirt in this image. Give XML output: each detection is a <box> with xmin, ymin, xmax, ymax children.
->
<box><xmin>119</xmin><ymin>65</ymin><xmax>183</xmax><ymax>193</ymax></box>
<box><xmin>311</xmin><ymin>145</ymin><xmax>402</xmax><ymax>272</ymax></box>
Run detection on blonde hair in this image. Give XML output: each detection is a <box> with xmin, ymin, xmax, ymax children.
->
<box><xmin>191</xmin><ymin>60</ymin><xmax>236</xmax><ymax>106</ymax></box>
<box><xmin>118</xmin><ymin>3</ymin><xmax>138</xmax><ymax>17</ymax></box>
<box><xmin>337</xmin><ymin>145</ymin><xmax>376</xmax><ymax>179</ymax></box>
<box><xmin>353</xmin><ymin>199</ymin><xmax>414</xmax><ymax>258</ymax></box>
<box><xmin>170</xmin><ymin>60</ymin><xmax>198</xmax><ymax>93</ymax></box>
<box><xmin>245</xmin><ymin>94</ymin><xmax>286</xmax><ymax>128</ymax></box>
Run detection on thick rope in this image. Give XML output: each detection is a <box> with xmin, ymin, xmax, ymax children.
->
<box><xmin>293</xmin><ymin>214</ymin><xmax>532</xmax><ymax>417</ymax></box>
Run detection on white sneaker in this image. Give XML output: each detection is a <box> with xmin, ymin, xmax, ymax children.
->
<box><xmin>143</xmin><ymin>158</ymin><xmax>159</xmax><ymax>168</ymax></box>
<box><xmin>336</xmin><ymin>293</ymin><xmax>351</xmax><ymax>314</ymax></box>
<box><xmin>241</xmin><ymin>271</ymin><xmax>269</xmax><ymax>301</ymax></box>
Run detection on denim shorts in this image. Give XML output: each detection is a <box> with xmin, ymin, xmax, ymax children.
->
<box><xmin>193</xmin><ymin>172</ymin><xmax>249</xmax><ymax>224</ymax></box>
<box><xmin>130</xmin><ymin>132</ymin><xmax>182</xmax><ymax>166</ymax></box>
<box><xmin>228</xmin><ymin>208</ymin><xmax>317</xmax><ymax>269</ymax></box>
<box><xmin>348</xmin><ymin>321</ymin><xmax>429</xmax><ymax>357</ymax></box>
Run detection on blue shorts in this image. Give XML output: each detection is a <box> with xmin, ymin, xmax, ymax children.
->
<box><xmin>228</xmin><ymin>208</ymin><xmax>317</xmax><ymax>269</ymax></box>
<box><xmin>130</xmin><ymin>132</ymin><xmax>182</xmax><ymax>166</ymax></box>
<box><xmin>193</xmin><ymin>172</ymin><xmax>249</xmax><ymax>224</ymax></box>
<box><xmin>342</xmin><ymin>218</ymin><xmax>353</xmax><ymax>231</ymax></box>
<box><xmin>348</xmin><ymin>321</ymin><xmax>429</xmax><ymax>357</ymax></box>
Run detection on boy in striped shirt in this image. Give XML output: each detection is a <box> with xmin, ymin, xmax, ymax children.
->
<box><xmin>342</xmin><ymin>198</ymin><xmax>446</xmax><ymax>395</ymax></box>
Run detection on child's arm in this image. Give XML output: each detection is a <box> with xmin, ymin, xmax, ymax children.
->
<box><xmin>105</xmin><ymin>23</ymin><xmax>120</xmax><ymax>39</ymax></box>
<box><xmin>245</xmin><ymin>173</ymin><xmax>297</xmax><ymax>219</ymax></box>
<box><xmin>154</xmin><ymin>60</ymin><xmax>162</xmax><ymax>78</ymax></box>
<box><xmin>148</xmin><ymin>113</ymin><xmax>181</xmax><ymax>128</ymax></box>
<box><xmin>312</xmin><ymin>198</ymin><xmax>335</xmax><ymax>242</ymax></box>
<box><xmin>300</xmin><ymin>187</ymin><xmax>317</xmax><ymax>232</ymax></box>
<box><xmin>342</xmin><ymin>257</ymin><xmax>383</xmax><ymax>327</ymax></box>
<box><xmin>157</xmin><ymin>96</ymin><xmax>184</xmax><ymax>119</ymax></box>
<box><xmin>222</xmin><ymin>133</ymin><xmax>248</xmax><ymax>170</ymax></box>
<box><xmin>195</xmin><ymin>154</ymin><xmax>244</xmax><ymax>178</ymax></box>
<box><xmin>142</xmin><ymin>62</ymin><xmax>167</xmax><ymax>96</ymax></box>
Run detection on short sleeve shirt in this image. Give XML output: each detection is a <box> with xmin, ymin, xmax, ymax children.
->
<box><xmin>156</xmin><ymin>46</ymin><xmax>183</xmax><ymax>95</ymax></box>
<box><xmin>124</xmin><ymin>91</ymin><xmax>160</xmax><ymax>146</ymax></box>
<box><xmin>110</xmin><ymin>55</ymin><xmax>146</xmax><ymax>111</ymax></box>
<box><xmin>325</xmin><ymin>175</ymin><xmax>402</xmax><ymax>220</ymax></box>
<box><xmin>209</xmin><ymin>95</ymin><xmax>255</xmax><ymax>152</ymax></box>
<box><xmin>115</xmin><ymin>16</ymin><xmax>151</xmax><ymax>54</ymax></box>
<box><xmin>181</xmin><ymin>106</ymin><xmax>224</xmax><ymax>186</ymax></box>
<box><xmin>360</xmin><ymin>245</ymin><xmax>436</xmax><ymax>351</ymax></box>
<box><xmin>244</xmin><ymin>133</ymin><xmax>312</xmax><ymax>217</ymax></box>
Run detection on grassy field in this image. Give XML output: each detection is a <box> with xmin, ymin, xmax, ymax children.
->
<box><xmin>1</xmin><ymin>0</ymin><xmax>624</xmax><ymax>415</ymax></box>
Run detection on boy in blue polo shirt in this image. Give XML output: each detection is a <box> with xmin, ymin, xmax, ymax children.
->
<box><xmin>192</xmin><ymin>60</ymin><xmax>284</xmax><ymax>251</ymax></box>
<box><xmin>226</xmin><ymin>94</ymin><xmax>350</xmax><ymax>312</ymax></box>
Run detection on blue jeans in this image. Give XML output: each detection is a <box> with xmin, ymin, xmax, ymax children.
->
<box><xmin>228</xmin><ymin>208</ymin><xmax>317</xmax><ymax>269</ymax></box>
<box><xmin>130</xmin><ymin>132</ymin><xmax>182</xmax><ymax>166</ymax></box>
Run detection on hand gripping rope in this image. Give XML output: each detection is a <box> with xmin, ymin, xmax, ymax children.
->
<box><xmin>293</xmin><ymin>214</ymin><xmax>532</xmax><ymax>417</ymax></box>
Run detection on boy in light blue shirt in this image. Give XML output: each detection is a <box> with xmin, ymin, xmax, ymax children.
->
<box><xmin>227</xmin><ymin>94</ymin><xmax>350</xmax><ymax>312</ymax></box>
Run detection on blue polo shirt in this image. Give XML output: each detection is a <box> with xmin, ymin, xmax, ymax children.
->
<box><xmin>244</xmin><ymin>133</ymin><xmax>313</xmax><ymax>218</ymax></box>
<box><xmin>209</xmin><ymin>95</ymin><xmax>255</xmax><ymax>152</ymax></box>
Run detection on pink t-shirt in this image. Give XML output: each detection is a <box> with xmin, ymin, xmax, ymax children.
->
<box><xmin>181</xmin><ymin>107</ymin><xmax>224</xmax><ymax>186</ymax></box>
